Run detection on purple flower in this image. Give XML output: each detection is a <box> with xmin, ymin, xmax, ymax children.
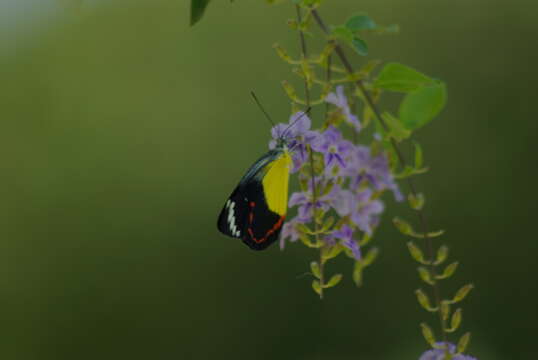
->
<box><xmin>332</xmin><ymin>188</ymin><xmax>384</xmax><ymax>235</ymax></box>
<box><xmin>351</xmin><ymin>189</ymin><xmax>384</xmax><ymax>235</ymax></box>
<box><xmin>326</xmin><ymin>85</ymin><xmax>361</xmax><ymax>132</ymax></box>
<box><xmin>289</xmin><ymin>178</ymin><xmax>339</xmax><ymax>222</ymax></box>
<box><xmin>311</xmin><ymin>126</ymin><xmax>353</xmax><ymax>173</ymax></box>
<box><xmin>269</xmin><ymin>112</ymin><xmax>319</xmax><ymax>173</ymax></box>
<box><xmin>329</xmin><ymin>225</ymin><xmax>361</xmax><ymax>260</ymax></box>
<box><xmin>419</xmin><ymin>343</ymin><xmax>477</xmax><ymax>360</ymax></box>
<box><xmin>279</xmin><ymin>217</ymin><xmax>302</xmax><ymax>250</ymax></box>
<box><xmin>346</xmin><ymin>145</ymin><xmax>403</xmax><ymax>202</ymax></box>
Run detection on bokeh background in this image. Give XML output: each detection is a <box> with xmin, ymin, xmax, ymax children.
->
<box><xmin>1</xmin><ymin>0</ymin><xmax>537</xmax><ymax>359</ymax></box>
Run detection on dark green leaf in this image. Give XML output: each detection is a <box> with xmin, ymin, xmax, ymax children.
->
<box><xmin>374</xmin><ymin>63</ymin><xmax>434</xmax><ymax>92</ymax></box>
<box><xmin>190</xmin><ymin>0</ymin><xmax>211</xmax><ymax>26</ymax></box>
<box><xmin>345</xmin><ymin>14</ymin><xmax>377</xmax><ymax>31</ymax></box>
<box><xmin>457</xmin><ymin>332</ymin><xmax>471</xmax><ymax>354</ymax></box>
<box><xmin>331</xmin><ymin>25</ymin><xmax>354</xmax><ymax>43</ymax></box>
<box><xmin>310</xmin><ymin>261</ymin><xmax>321</xmax><ymax>279</ymax></box>
<box><xmin>324</xmin><ymin>274</ymin><xmax>342</xmax><ymax>288</ymax></box>
<box><xmin>351</xmin><ymin>36</ymin><xmax>368</xmax><ymax>56</ymax></box>
<box><xmin>381</xmin><ymin>112</ymin><xmax>411</xmax><ymax>141</ymax></box>
<box><xmin>420</xmin><ymin>323</ymin><xmax>436</xmax><ymax>346</ymax></box>
<box><xmin>399</xmin><ymin>82</ymin><xmax>447</xmax><ymax>131</ymax></box>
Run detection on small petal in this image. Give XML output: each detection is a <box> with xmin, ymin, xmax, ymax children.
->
<box><xmin>289</xmin><ymin>192</ymin><xmax>308</xmax><ymax>207</ymax></box>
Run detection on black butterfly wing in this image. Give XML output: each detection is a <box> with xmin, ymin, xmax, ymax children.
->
<box><xmin>217</xmin><ymin>150</ymin><xmax>286</xmax><ymax>251</ymax></box>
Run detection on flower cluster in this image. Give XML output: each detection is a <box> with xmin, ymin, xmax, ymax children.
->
<box><xmin>419</xmin><ymin>343</ymin><xmax>477</xmax><ymax>360</ymax></box>
<box><xmin>275</xmin><ymin>86</ymin><xmax>402</xmax><ymax>269</ymax></box>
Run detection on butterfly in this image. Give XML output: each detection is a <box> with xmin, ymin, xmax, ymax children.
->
<box><xmin>217</xmin><ymin>96</ymin><xmax>309</xmax><ymax>250</ymax></box>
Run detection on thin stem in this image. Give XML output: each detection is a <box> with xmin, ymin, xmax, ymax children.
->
<box><xmin>297</xmin><ymin>5</ymin><xmax>324</xmax><ymax>299</ymax></box>
<box><xmin>308</xmin><ymin>148</ymin><xmax>323</xmax><ymax>299</ymax></box>
<box><xmin>296</xmin><ymin>5</ymin><xmax>310</xmax><ymax>106</ymax></box>
<box><xmin>311</xmin><ymin>8</ymin><xmax>448</xmax><ymax>343</ymax></box>
<box><xmin>324</xmin><ymin>54</ymin><xmax>332</xmax><ymax>120</ymax></box>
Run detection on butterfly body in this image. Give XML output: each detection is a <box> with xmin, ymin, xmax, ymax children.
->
<box><xmin>217</xmin><ymin>143</ymin><xmax>291</xmax><ymax>250</ymax></box>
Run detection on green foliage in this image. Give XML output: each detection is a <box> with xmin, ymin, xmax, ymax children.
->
<box><xmin>190</xmin><ymin>2</ymin><xmax>473</xmax><ymax>357</ymax></box>
<box><xmin>324</xmin><ymin>274</ymin><xmax>343</xmax><ymax>288</ymax></box>
<box><xmin>436</xmin><ymin>261</ymin><xmax>459</xmax><ymax>280</ymax></box>
<box><xmin>312</xmin><ymin>279</ymin><xmax>322</xmax><ymax>295</ymax></box>
<box><xmin>373</xmin><ymin>63</ymin><xmax>447</xmax><ymax>131</ymax></box>
<box><xmin>190</xmin><ymin>0</ymin><xmax>211</xmax><ymax>26</ymax></box>
<box><xmin>408</xmin><ymin>193</ymin><xmax>425</xmax><ymax>210</ymax></box>
<box><xmin>399</xmin><ymin>82</ymin><xmax>447</xmax><ymax>131</ymax></box>
<box><xmin>381</xmin><ymin>112</ymin><xmax>411</xmax><ymax>141</ymax></box>
<box><xmin>374</xmin><ymin>63</ymin><xmax>434</xmax><ymax>92</ymax></box>
<box><xmin>448</xmin><ymin>308</ymin><xmax>462</xmax><ymax>332</ymax></box>
<box><xmin>416</xmin><ymin>289</ymin><xmax>437</xmax><ymax>312</ymax></box>
<box><xmin>351</xmin><ymin>37</ymin><xmax>369</xmax><ymax>56</ymax></box>
<box><xmin>393</xmin><ymin>216</ymin><xmax>414</xmax><ymax>235</ymax></box>
<box><xmin>434</xmin><ymin>245</ymin><xmax>449</xmax><ymax>265</ymax></box>
<box><xmin>452</xmin><ymin>284</ymin><xmax>474</xmax><ymax>303</ymax></box>
<box><xmin>440</xmin><ymin>300</ymin><xmax>451</xmax><ymax>321</ymax></box>
<box><xmin>418</xmin><ymin>266</ymin><xmax>435</xmax><ymax>285</ymax></box>
<box><xmin>345</xmin><ymin>14</ymin><xmax>377</xmax><ymax>31</ymax></box>
<box><xmin>457</xmin><ymin>332</ymin><xmax>471</xmax><ymax>354</ymax></box>
<box><xmin>331</xmin><ymin>26</ymin><xmax>368</xmax><ymax>56</ymax></box>
<box><xmin>420</xmin><ymin>323</ymin><xmax>436</xmax><ymax>347</ymax></box>
<box><xmin>310</xmin><ymin>261</ymin><xmax>321</xmax><ymax>278</ymax></box>
<box><xmin>408</xmin><ymin>241</ymin><xmax>428</xmax><ymax>265</ymax></box>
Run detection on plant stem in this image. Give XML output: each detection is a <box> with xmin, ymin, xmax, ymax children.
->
<box><xmin>296</xmin><ymin>5</ymin><xmax>310</xmax><ymax>106</ymax></box>
<box><xmin>311</xmin><ymin>8</ymin><xmax>448</xmax><ymax>343</ymax></box>
<box><xmin>296</xmin><ymin>5</ymin><xmax>324</xmax><ymax>299</ymax></box>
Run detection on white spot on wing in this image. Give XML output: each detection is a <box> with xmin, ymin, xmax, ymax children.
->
<box><xmin>225</xmin><ymin>200</ymin><xmax>241</xmax><ymax>237</ymax></box>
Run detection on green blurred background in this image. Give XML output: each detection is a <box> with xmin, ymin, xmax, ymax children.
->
<box><xmin>1</xmin><ymin>0</ymin><xmax>537</xmax><ymax>359</ymax></box>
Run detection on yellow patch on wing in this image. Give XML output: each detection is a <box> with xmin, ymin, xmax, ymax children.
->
<box><xmin>262</xmin><ymin>151</ymin><xmax>292</xmax><ymax>216</ymax></box>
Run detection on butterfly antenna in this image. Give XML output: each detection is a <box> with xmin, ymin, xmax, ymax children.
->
<box><xmin>250</xmin><ymin>91</ymin><xmax>276</xmax><ymax>128</ymax></box>
<box><xmin>281</xmin><ymin>106</ymin><xmax>312</xmax><ymax>139</ymax></box>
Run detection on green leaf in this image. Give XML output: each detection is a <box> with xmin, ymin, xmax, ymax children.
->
<box><xmin>345</xmin><ymin>14</ymin><xmax>377</xmax><ymax>31</ymax></box>
<box><xmin>424</xmin><ymin>230</ymin><xmax>445</xmax><ymax>238</ymax></box>
<box><xmin>415</xmin><ymin>289</ymin><xmax>437</xmax><ymax>312</ymax></box>
<box><xmin>331</xmin><ymin>25</ymin><xmax>354</xmax><ymax>43</ymax></box>
<box><xmin>457</xmin><ymin>332</ymin><xmax>471</xmax><ymax>354</ymax></box>
<box><xmin>320</xmin><ymin>216</ymin><xmax>335</xmax><ymax>233</ymax></box>
<box><xmin>374</xmin><ymin>63</ymin><xmax>434</xmax><ymax>92</ymax></box>
<box><xmin>321</xmin><ymin>244</ymin><xmax>343</xmax><ymax>262</ymax></box>
<box><xmin>351</xmin><ymin>37</ymin><xmax>368</xmax><ymax>56</ymax></box>
<box><xmin>399</xmin><ymin>82</ymin><xmax>447</xmax><ymax>131</ymax></box>
<box><xmin>448</xmin><ymin>308</ymin><xmax>462</xmax><ymax>332</ymax></box>
<box><xmin>452</xmin><ymin>283</ymin><xmax>474</xmax><ymax>303</ymax></box>
<box><xmin>324</xmin><ymin>274</ymin><xmax>343</xmax><ymax>288</ymax></box>
<box><xmin>358</xmin><ymin>232</ymin><xmax>372</xmax><ymax>246</ymax></box>
<box><xmin>440</xmin><ymin>301</ymin><xmax>451</xmax><ymax>321</ymax></box>
<box><xmin>361</xmin><ymin>247</ymin><xmax>379</xmax><ymax>267</ymax></box>
<box><xmin>310</xmin><ymin>261</ymin><xmax>321</xmax><ymax>279</ymax></box>
<box><xmin>312</xmin><ymin>280</ymin><xmax>322</xmax><ymax>296</ymax></box>
<box><xmin>407</xmin><ymin>241</ymin><xmax>428</xmax><ymax>264</ymax></box>
<box><xmin>436</xmin><ymin>261</ymin><xmax>458</xmax><ymax>280</ymax></box>
<box><xmin>296</xmin><ymin>223</ymin><xmax>312</xmax><ymax>234</ymax></box>
<box><xmin>190</xmin><ymin>0</ymin><xmax>211</xmax><ymax>26</ymax></box>
<box><xmin>353</xmin><ymin>262</ymin><xmax>363</xmax><ymax>287</ymax></box>
<box><xmin>418</xmin><ymin>266</ymin><xmax>435</xmax><ymax>285</ymax></box>
<box><xmin>381</xmin><ymin>112</ymin><xmax>411</xmax><ymax>141</ymax></box>
<box><xmin>434</xmin><ymin>245</ymin><xmax>449</xmax><ymax>265</ymax></box>
<box><xmin>394</xmin><ymin>165</ymin><xmax>429</xmax><ymax>179</ymax></box>
<box><xmin>408</xmin><ymin>193</ymin><xmax>425</xmax><ymax>210</ymax></box>
<box><xmin>420</xmin><ymin>323</ymin><xmax>436</xmax><ymax>347</ymax></box>
<box><xmin>393</xmin><ymin>217</ymin><xmax>413</xmax><ymax>235</ymax></box>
